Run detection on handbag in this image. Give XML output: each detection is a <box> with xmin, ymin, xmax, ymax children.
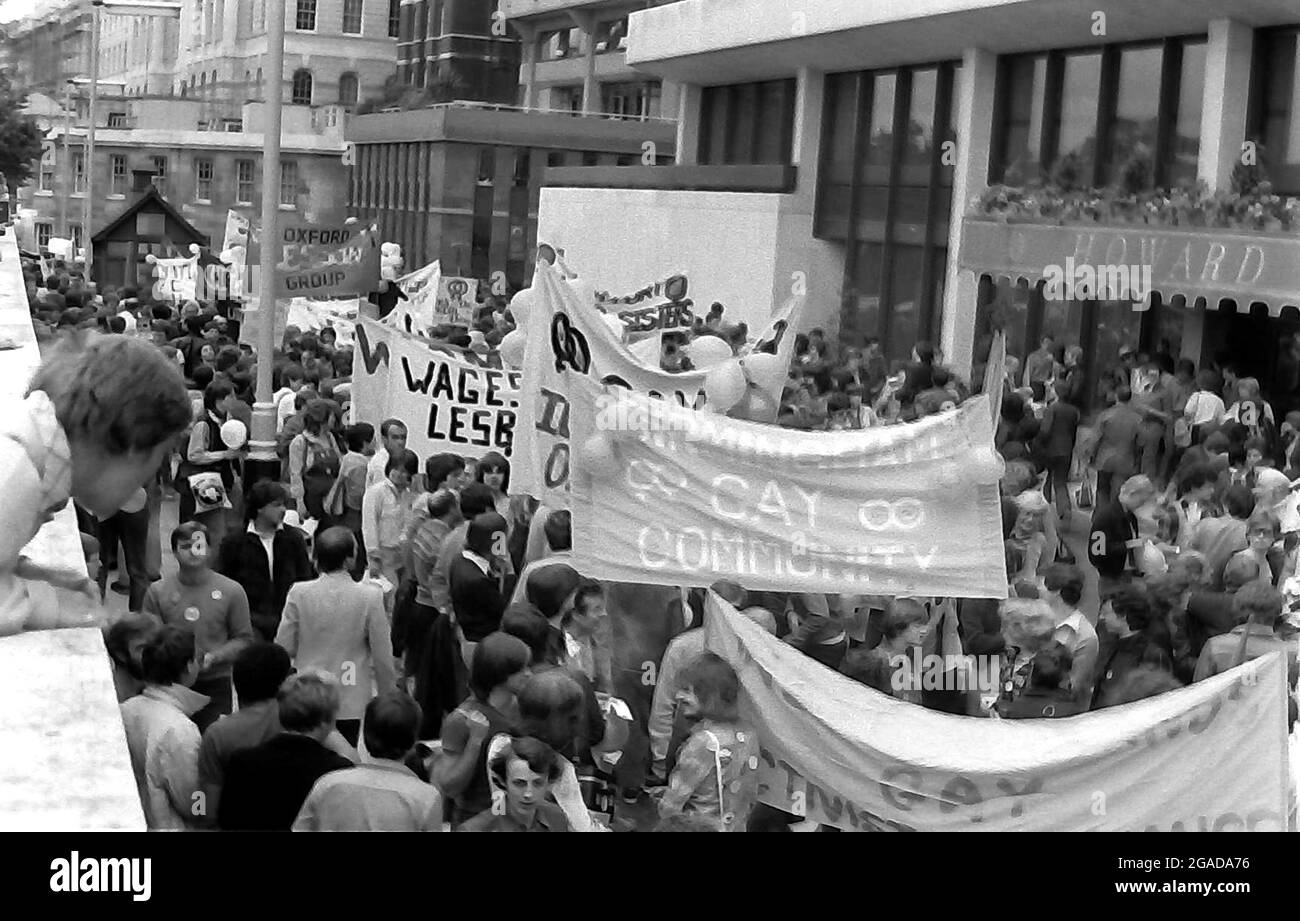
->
<box><xmin>1076</xmin><ymin>472</ymin><xmax>1094</xmax><ymax>510</ymax></box>
<box><xmin>322</xmin><ymin>466</ymin><xmax>346</xmax><ymax>519</ymax></box>
<box><xmin>1055</xmin><ymin>534</ymin><xmax>1077</xmax><ymax>565</ymax></box>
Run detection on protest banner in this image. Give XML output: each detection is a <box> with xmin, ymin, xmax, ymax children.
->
<box><xmin>983</xmin><ymin>330</ymin><xmax>1006</xmax><ymax>425</ymax></box>
<box><xmin>598</xmin><ymin>273</ymin><xmax>693</xmax><ymax>343</ymax></box>
<box><xmin>567</xmin><ymin>377</ymin><xmax>1009</xmax><ymax>597</ymax></box>
<box><xmin>273</xmin><ymin>219</ymin><xmax>380</xmax><ymax>299</ymax></box>
<box><xmin>149</xmin><ymin>255</ymin><xmax>199</xmax><ymax>303</ymax></box>
<box><xmin>436</xmin><ymin>275</ymin><xmax>478</xmax><ymax>325</ymax></box>
<box><xmin>514</xmin><ymin>262</ymin><xmax>802</xmax><ymax>510</ymax></box>
<box><xmin>704</xmin><ymin>591</ymin><xmax>1291</xmax><ymax>832</ymax></box>
<box><xmin>381</xmin><ymin>260</ymin><xmax>441</xmax><ymax>335</ymax></box>
<box><xmin>286</xmin><ymin>297</ymin><xmax>360</xmax><ymax>345</ymax></box>
<box><xmin>352</xmin><ymin>318</ymin><xmax>521</xmax><ymax>459</ymax></box>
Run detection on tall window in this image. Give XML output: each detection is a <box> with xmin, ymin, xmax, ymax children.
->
<box><xmin>69</xmin><ymin>223</ymin><xmax>82</xmax><ymax>254</ymax></box>
<box><xmin>1251</xmin><ymin>27</ymin><xmax>1300</xmax><ymax>196</ymax></box>
<box><xmin>72</xmin><ymin>150</ymin><xmax>86</xmax><ymax>195</ymax></box>
<box><xmin>991</xmin><ymin>37</ymin><xmax>1207</xmax><ymax>189</ymax></box>
<box><xmin>195</xmin><ymin>158</ymin><xmax>213</xmax><ymax>201</ymax></box>
<box><xmin>539</xmin><ymin>28</ymin><xmax>583</xmax><ymax>61</ymax></box>
<box><xmin>279</xmin><ymin>160</ymin><xmax>299</xmax><ymax>206</ymax></box>
<box><xmin>39</xmin><ymin>156</ymin><xmax>54</xmax><ymax>192</ymax></box>
<box><xmin>594</xmin><ymin>18</ymin><xmax>629</xmax><ymax>54</ymax></box>
<box><xmin>291</xmin><ymin>69</ymin><xmax>313</xmax><ymax>105</ymax></box>
<box><xmin>256</xmin><ymin>0</ymin><xmax>265</xmax><ymax>31</ymax></box>
<box><xmin>388</xmin><ymin>0</ymin><xmax>399</xmax><ymax>38</ymax></box>
<box><xmin>111</xmin><ymin>154</ymin><xmax>127</xmax><ymax>195</ymax></box>
<box><xmin>601</xmin><ymin>82</ymin><xmax>661</xmax><ymax>120</ymax></box>
<box><xmin>236</xmin><ymin>159</ymin><xmax>255</xmax><ymax>203</ymax></box>
<box><xmin>698</xmin><ymin>79</ymin><xmax>797</xmax><ymax>165</ymax></box>
<box><xmin>816</xmin><ymin>63</ymin><xmax>961</xmax><ymax>355</ymax></box>
<box><xmin>338</xmin><ymin>72</ymin><xmax>359</xmax><ymax>106</ymax></box>
<box><xmin>342</xmin><ymin>0</ymin><xmax>362</xmax><ymax>34</ymax></box>
<box><xmin>295</xmin><ymin>0</ymin><xmax>316</xmax><ymax>30</ymax></box>
<box><xmin>152</xmin><ymin>155</ymin><xmax>168</xmax><ymax>195</ymax></box>
<box><xmin>36</xmin><ymin>222</ymin><xmax>52</xmax><ymax>249</ymax></box>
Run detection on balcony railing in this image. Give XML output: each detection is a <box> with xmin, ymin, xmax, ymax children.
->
<box><xmin>372</xmin><ymin>98</ymin><xmax>676</xmax><ymax>126</ymax></box>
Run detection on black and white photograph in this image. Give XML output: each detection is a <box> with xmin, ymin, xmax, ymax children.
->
<box><xmin>0</xmin><ymin>0</ymin><xmax>1295</xmax><ymax>901</ymax></box>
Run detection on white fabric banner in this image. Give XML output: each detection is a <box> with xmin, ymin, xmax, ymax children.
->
<box><xmin>514</xmin><ymin>262</ymin><xmax>802</xmax><ymax>510</ymax></box>
<box><xmin>151</xmin><ymin>256</ymin><xmax>198</xmax><ymax>303</ymax></box>
<box><xmin>382</xmin><ymin>260</ymin><xmax>441</xmax><ymax>336</ymax></box>
<box><xmin>567</xmin><ymin>379</ymin><xmax>1009</xmax><ymax>597</ymax></box>
<box><xmin>704</xmin><ymin>591</ymin><xmax>1291</xmax><ymax>832</ymax></box>
<box><xmin>352</xmin><ymin>318</ymin><xmax>521</xmax><ymax>460</ymax></box>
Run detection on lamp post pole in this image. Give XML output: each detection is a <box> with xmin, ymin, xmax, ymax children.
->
<box><xmin>83</xmin><ymin>1</ymin><xmax>102</xmax><ymax>279</ymax></box>
<box><xmin>246</xmin><ymin>0</ymin><xmax>286</xmax><ymax>477</ymax></box>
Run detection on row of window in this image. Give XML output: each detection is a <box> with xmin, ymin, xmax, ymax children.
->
<box><xmin>39</xmin><ymin>152</ymin><xmax>299</xmax><ymax>207</ymax></box>
<box><xmin>174</xmin><ymin>69</ymin><xmax>359</xmax><ymax>106</ymax></box>
<box><xmin>293</xmin><ymin>0</ymin><xmax>399</xmax><ymax>37</ymax></box>
<box><xmin>546</xmin><ymin>81</ymin><xmax>663</xmax><ymax>120</ymax></box>
<box><xmin>537</xmin><ymin>18</ymin><xmax>628</xmax><ymax>61</ymax></box>
<box><xmin>33</xmin><ymin>222</ymin><xmax>79</xmax><ymax>251</ymax></box>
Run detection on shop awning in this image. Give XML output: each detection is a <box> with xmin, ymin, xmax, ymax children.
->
<box><xmin>958</xmin><ymin>219</ymin><xmax>1300</xmax><ymax>315</ymax></box>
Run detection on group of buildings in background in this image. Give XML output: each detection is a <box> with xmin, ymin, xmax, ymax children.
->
<box><xmin>0</xmin><ymin>0</ymin><xmax>676</xmax><ymax>290</ymax></box>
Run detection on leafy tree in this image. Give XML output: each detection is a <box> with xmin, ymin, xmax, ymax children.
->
<box><xmin>0</xmin><ymin>70</ymin><xmax>43</xmax><ymax>195</ymax></box>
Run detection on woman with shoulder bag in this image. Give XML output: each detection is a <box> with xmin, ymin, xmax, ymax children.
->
<box><xmin>177</xmin><ymin>379</ymin><xmax>243</xmax><ymax>547</ymax></box>
<box><xmin>288</xmin><ymin>399</ymin><xmax>341</xmax><ymax>526</ymax></box>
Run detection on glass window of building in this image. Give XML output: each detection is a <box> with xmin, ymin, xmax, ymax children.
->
<box><xmin>36</xmin><ymin>222</ymin><xmax>52</xmax><ymax>249</ymax></box>
<box><xmin>236</xmin><ymin>159</ymin><xmax>254</xmax><ymax>204</ymax></box>
<box><xmin>195</xmin><ymin>158</ymin><xmax>213</xmax><ymax>201</ymax></box>
<box><xmin>295</xmin><ymin>0</ymin><xmax>316</xmax><ymax>31</ymax></box>
<box><xmin>991</xmin><ymin>37</ymin><xmax>1206</xmax><ymax>189</ymax></box>
<box><xmin>698</xmin><ymin>78</ymin><xmax>796</xmax><ymax>166</ymax></box>
<box><xmin>152</xmin><ymin>155</ymin><xmax>167</xmax><ymax>196</ymax></box>
<box><xmin>388</xmin><ymin>0</ymin><xmax>399</xmax><ymax>38</ymax></box>
<box><xmin>1251</xmin><ymin>28</ymin><xmax>1300</xmax><ymax>196</ymax></box>
<box><xmin>70</xmin><ymin>223</ymin><xmax>82</xmax><ymax>254</ymax></box>
<box><xmin>594</xmin><ymin>18</ymin><xmax>629</xmax><ymax>54</ymax></box>
<box><xmin>39</xmin><ymin>156</ymin><xmax>54</xmax><ymax>192</ymax></box>
<box><xmin>339</xmin><ymin>72</ymin><xmax>359</xmax><ymax>106</ymax></box>
<box><xmin>540</xmin><ymin>28</ymin><xmax>583</xmax><ymax>61</ymax></box>
<box><xmin>111</xmin><ymin>154</ymin><xmax>127</xmax><ymax>195</ymax></box>
<box><xmin>817</xmin><ymin>64</ymin><xmax>959</xmax><ymax>355</ymax></box>
<box><xmin>342</xmin><ymin>0</ymin><xmax>362</xmax><ymax>34</ymax></box>
<box><xmin>291</xmin><ymin>69</ymin><xmax>313</xmax><ymax>105</ymax></box>
<box><xmin>279</xmin><ymin>160</ymin><xmax>299</xmax><ymax>206</ymax></box>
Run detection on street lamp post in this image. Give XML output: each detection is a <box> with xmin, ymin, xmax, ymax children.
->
<box><xmin>246</xmin><ymin>0</ymin><xmax>287</xmax><ymax>475</ymax></box>
<box><xmin>82</xmin><ymin>0</ymin><xmax>182</xmax><ymax>282</ymax></box>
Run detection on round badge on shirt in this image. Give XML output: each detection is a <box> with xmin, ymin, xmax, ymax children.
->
<box><xmin>184</xmin><ymin>607</ymin><xmax>201</xmax><ymax>622</ymax></box>
<box><xmin>211</xmin><ymin>589</ymin><xmax>222</xmax><ymax>601</ymax></box>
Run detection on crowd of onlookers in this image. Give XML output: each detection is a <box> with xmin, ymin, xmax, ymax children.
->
<box><xmin>16</xmin><ymin>254</ymin><xmax>1298</xmax><ymax>832</ymax></box>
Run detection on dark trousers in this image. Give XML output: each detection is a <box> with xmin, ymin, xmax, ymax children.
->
<box><xmin>1096</xmin><ymin>470</ymin><xmax>1117</xmax><ymax>509</ymax></box>
<box><xmin>96</xmin><ymin>507</ymin><xmax>150</xmax><ymax>612</ymax></box>
<box><xmin>1044</xmin><ymin>454</ymin><xmax>1072</xmax><ymax>519</ymax></box>
<box><xmin>191</xmin><ymin>673</ymin><xmax>233</xmax><ymax>734</ymax></box>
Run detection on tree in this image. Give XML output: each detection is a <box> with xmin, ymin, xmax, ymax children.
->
<box><xmin>0</xmin><ymin>70</ymin><xmax>43</xmax><ymax>195</ymax></box>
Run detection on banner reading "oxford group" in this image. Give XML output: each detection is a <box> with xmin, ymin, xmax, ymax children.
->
<box><xmin>274</xmin><ymin>219</ymin><xmax>381</xmax><ymax>299</ymax></box>
<box><xmin>704</xmin><ymin>592</ymin><xmax>1291</xmax><ymax>832</ymax></box>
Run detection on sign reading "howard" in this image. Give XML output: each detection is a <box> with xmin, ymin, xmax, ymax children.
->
<box><xmin>959</xmin><ymin>221</ymin><xmax>1300</xmax><ymax>311</ymax></box>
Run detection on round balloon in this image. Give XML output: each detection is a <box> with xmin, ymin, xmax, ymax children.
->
<box><xmin>508</xmin><ymin>288</ymin><xmax>536</xmax><ymax>330</ymax></box>
<box><xmin>729</xmin><ymin>386</ymin><xmax>780</xmax><ymax>422</ymax></box>
<box><xmin>219</xmin><ymin>419</ymin><xmax>248</xmax><ymax>450</ymax></box>
<box><xmin>687</xmin><ymin>334</ymin><xmax>734</xmax><ymax>370</ymax></box>
<box><xmin>704</xmin><ymin>359</ymin><xmax>747</xmax><ymax>413</ymax></box>
<box><xmin>499</xmin><ymin>329</ymin><xmax>527</xmax><ymax>369</ymax></box>
<box><xmin>740</xmin><ymin>352</ymin><xmax>788</xmax><ymax>394</ymax></box>
<box><xmin>581</xmin><ymin>432</ymin><xmax>620</xmax><ymax>481</ymax></box>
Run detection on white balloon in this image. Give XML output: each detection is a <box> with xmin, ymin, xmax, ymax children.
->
<box><xmin>499</xmin><ymin>329</ymin><xmax>527</xmax><ymax>369</ymax></box>
<box><xmin>508</xmin><ymin>288</ymin><xmax>535</xmax><ymax>330</ymax></box>
<box><xmin>687</xmin><ymin>334</ymin><xmax>734</xmax><ymax>370</ymax></box>
<box><xmin>740</xmin><ymin>351</ymin><xmax>788</xmax><ymax>395</ymax></box>
<box><xmin>219</xmin><ymin>419</ymin><xmax>248</xmax><ymax>450</ymax></box>
<box><xmin>704</xmin><ymin>359</ymin><xmax>748</xmax><ymax>413</ymax></box>
<box><xmin>729</xmin><ymin>386</ymin><xmax>779</xmax><ymax>423</ymax></box>
<box><xmin>629</xmin><ymin>334</ymin><xmax>660</xmax><ymax>365</ymax></box>
<box><xmin>581</xmin><ymin>432</ymin><xmax>620</xmax><ymax>481</ymax></box>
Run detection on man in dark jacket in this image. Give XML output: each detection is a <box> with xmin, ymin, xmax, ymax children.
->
<box><xmin>1089</xmin><ymin>385</ymin><xmax>1143</xmax><ymax>507</ymax></box>
<box><xmin>449</xmin><ymin>512</ymin><xmax>511</xmax><ymax>649</ymax></box>
<box><xmin>216</xmin><ymin>481</ymin><xmax>315</xmax><ymax>640</ymax></box>
<box><xmin>1036</xmin><ymin>383</ymin><xmax>1081</xmax><ymax>521</ymax></box>
<box><xmin>1087</xmin><ymin>474</ymin><xmax>1155</xmax><ymax>594</ymax></box>
<box><xmin>217</xmin><ymin>670</ymin><xmax>353</xmax><ymax>830</ymax></box>
<box><xmin>1091</xmin><ymin>586</ymin><xmax>1174</xmax><ymax>710</ymax></box>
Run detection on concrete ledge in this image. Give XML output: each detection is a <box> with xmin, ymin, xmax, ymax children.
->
<box><xmin>543</xmin><ymin>164</ymin><xmax>797</xmax><ymax>193</ymax></box>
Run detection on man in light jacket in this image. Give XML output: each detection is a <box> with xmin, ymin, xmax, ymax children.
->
<box><xmin>275</xmin><ymin>527</ymin><xmax>399</xmax><ymax>748</ymax></box>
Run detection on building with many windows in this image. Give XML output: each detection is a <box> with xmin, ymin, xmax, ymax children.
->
<box><xmin>16</xmin><ymin>92</ymin><xmax>348</xmax><ymax>289</ymax></box>
<box><xmin>0</xmin><ymin>0</ymin><xmax>93</xmax><ymax>97</ymax></box>
<box><xmin>95</xmin><ymin>0</ymin><xmax>401</xmax><ymax>122</ymax></box>
<box><xmin>534</xmin><ymin>0</ymin><xmax>1300</xmax><ymax>411</ymax></box>
<box><xmin>502</xmin><ymin>0</ymin><xmax>678</xmax><ymax>119</ymax></box>
<box><xmin>346</xmin><ymin>101</ymin><xmax>674</xmax><ymax>286</ymax></box>
<box><xmin>393</xmin><ymin>0</ymin><xmax>520</xmax><ymax>102</ymax></box>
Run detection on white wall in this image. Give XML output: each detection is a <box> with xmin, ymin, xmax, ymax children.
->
<box><xmin>537</xmin><ymin>187</ymin><xmax>791</xmax><ymax>332</ymax></box>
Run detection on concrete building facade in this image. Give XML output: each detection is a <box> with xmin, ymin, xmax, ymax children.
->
<box><xmin>0</xmin><ymin>0</ymin><xmax>92</xmax><ymax>96</ymax></box>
